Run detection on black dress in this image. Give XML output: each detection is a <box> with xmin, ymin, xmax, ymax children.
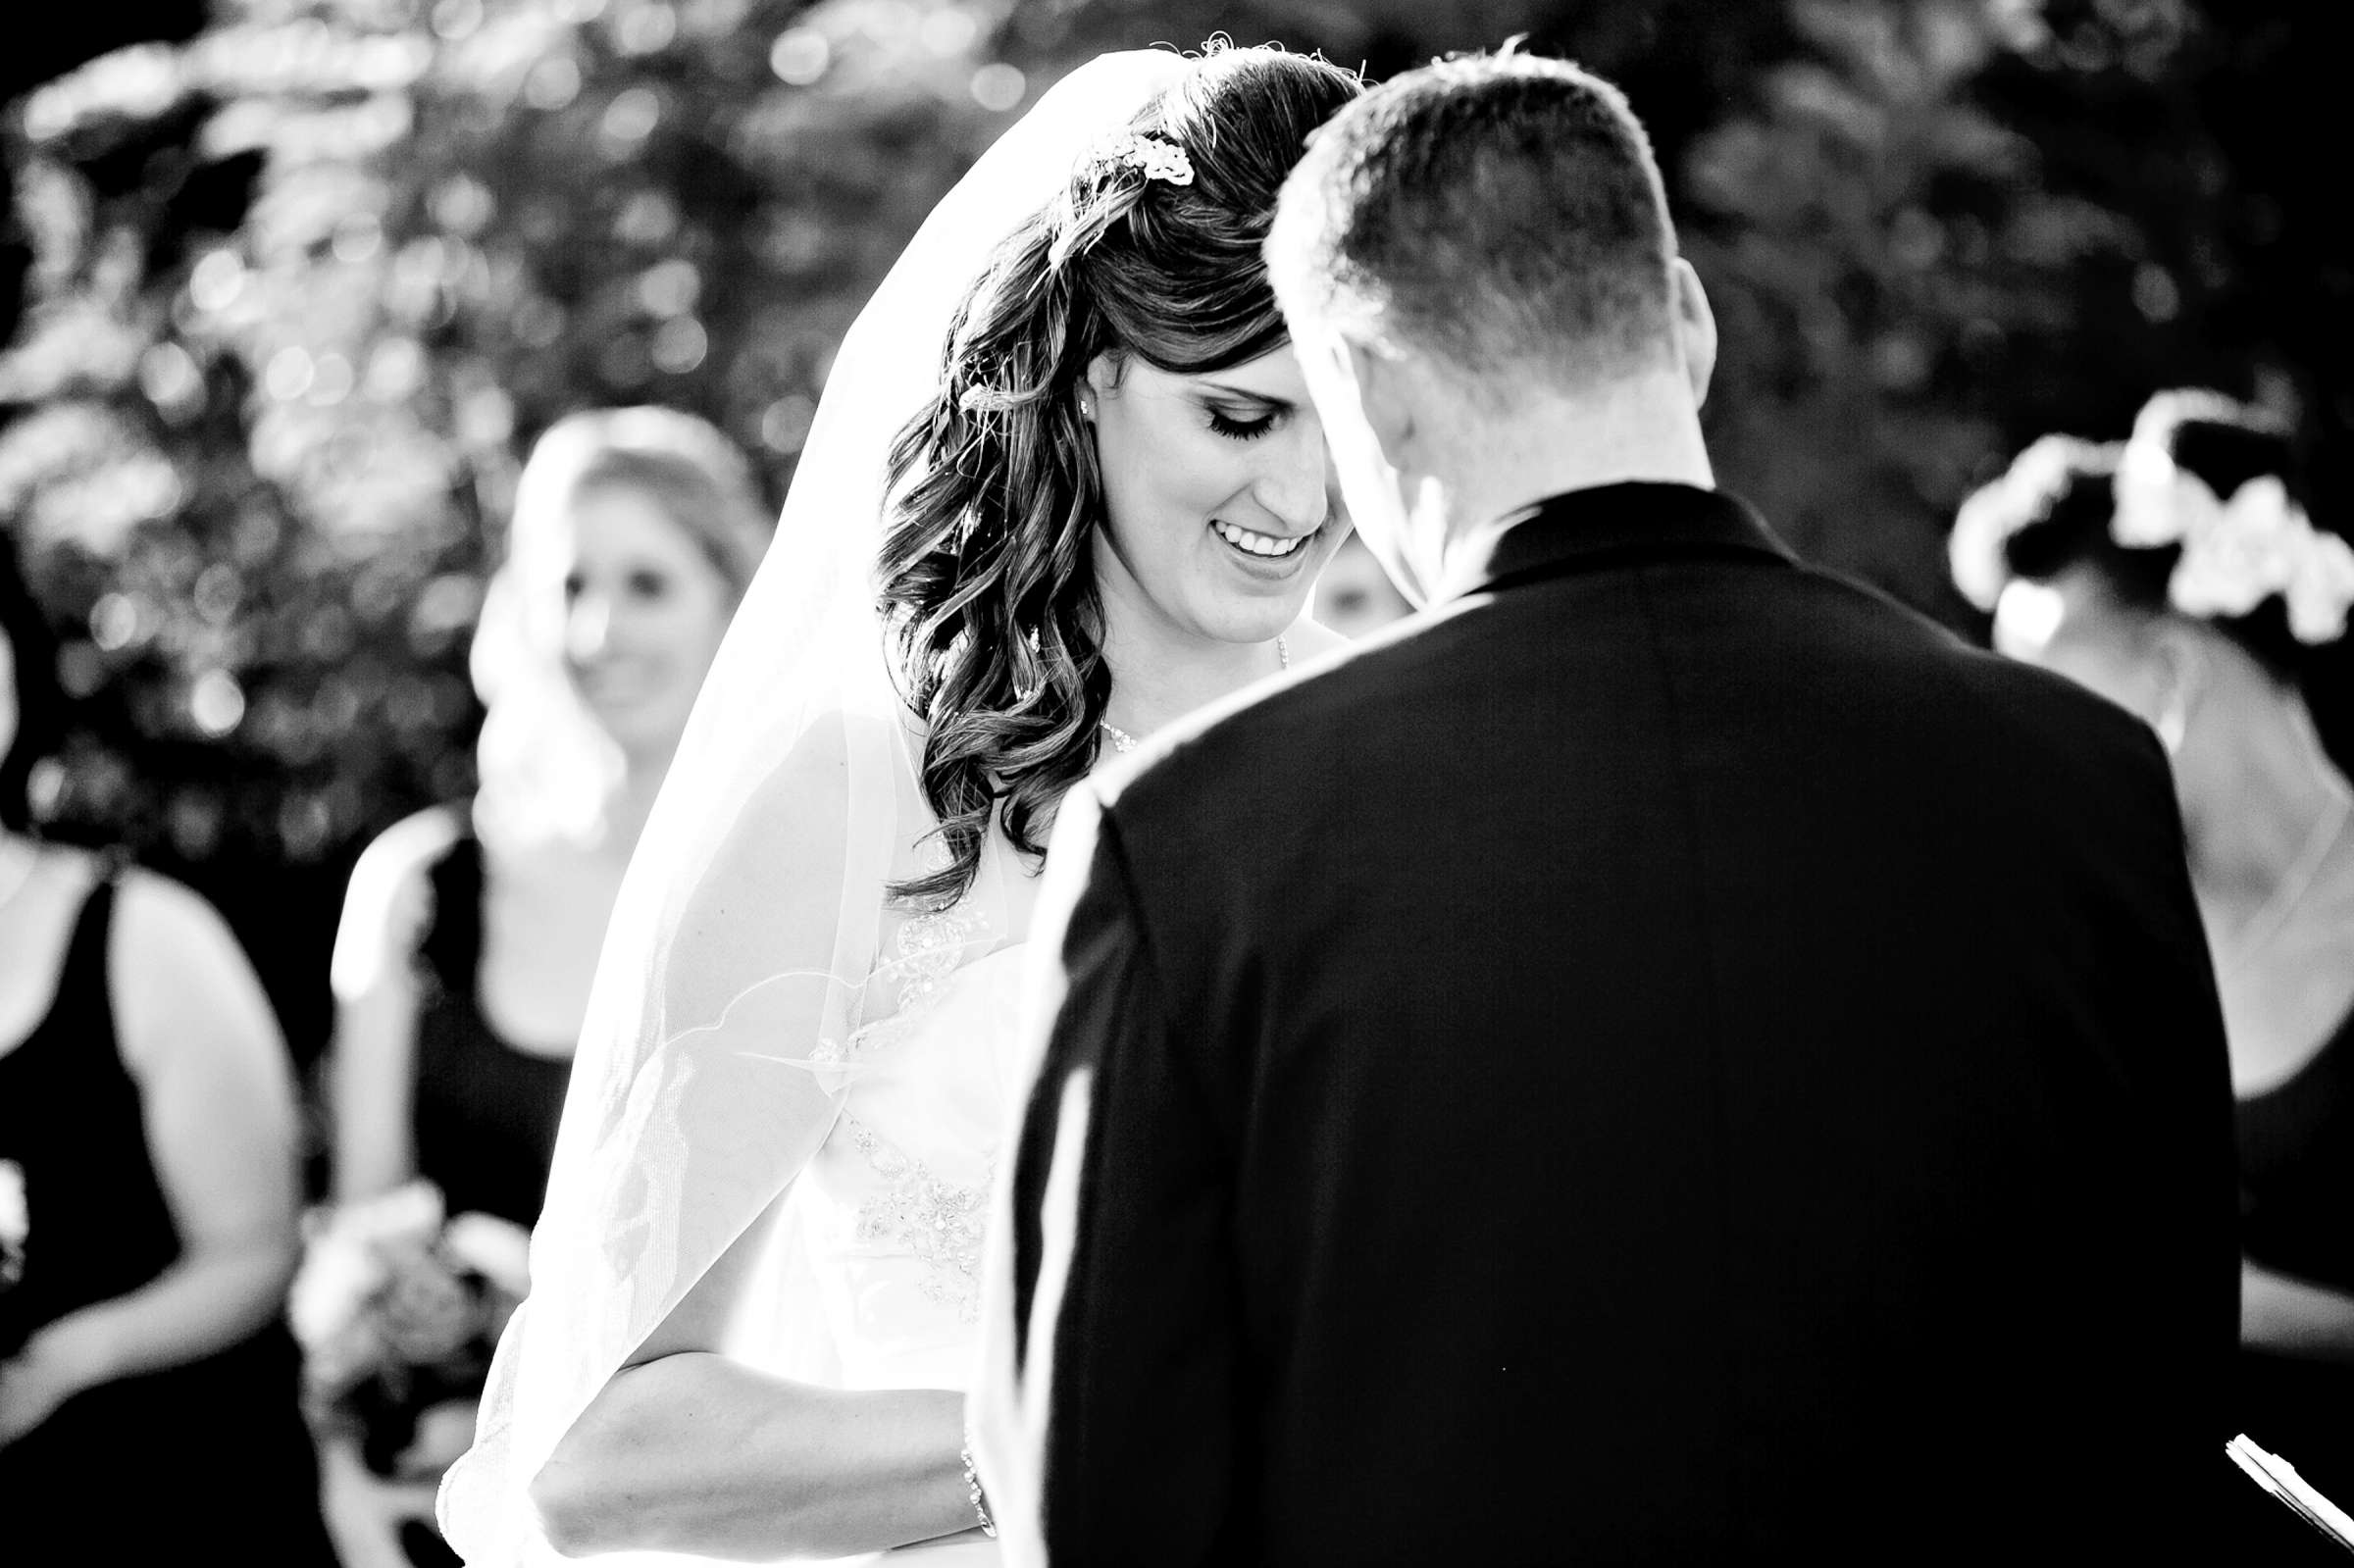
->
<box><xmin>2233</xmin><ymin>1012</ymin><xmax>2354</xmax><ymax>1560</ymax></box>
<box><xmin>360</xmin><ymin>835</ymin><xmax>575</xmax><ymax>1568</ymax></box>
<box><xmin>0</xmin><ymin>875</ymin><xmax>334</xmax><ymax>1561</ymax></box>
<box><xmin>409</xmin><ymin>830</ymin><xmax>572</xmax><ymax>1230</ymax></box>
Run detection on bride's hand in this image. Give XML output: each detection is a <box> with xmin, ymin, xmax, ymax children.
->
<box><xmin>526</xmin><ymin>1192</ymin><xmax>979</xmax><ymax>1560</ymax></box>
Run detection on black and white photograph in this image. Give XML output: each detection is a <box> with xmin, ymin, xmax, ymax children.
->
<box><xmin>0</xmin><ymin>2</ymin><xmax>2345</xmax><ymax>1563</ymax></box>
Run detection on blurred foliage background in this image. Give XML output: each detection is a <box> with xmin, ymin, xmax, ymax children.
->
<box><xmin>0</xmin><ymin>0</ymin><xmax>2340</xmax><ymax>1071</ymax></box>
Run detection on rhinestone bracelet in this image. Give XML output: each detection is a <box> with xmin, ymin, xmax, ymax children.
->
<box><xmin>960</xmin><ymin>1435</ymin><xmax>998</xmax><ymax>1540</ymax></box>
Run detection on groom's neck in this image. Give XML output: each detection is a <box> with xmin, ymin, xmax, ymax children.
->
<box><xmin>1413</xmin><ymin>367</ymin><xmax>1714</xmax><ymax>595</ymax></box>
<box><xmin>1446</xmin><ymin>367</ymin><xmax>1714</xmax><ymax>531</ymax></box>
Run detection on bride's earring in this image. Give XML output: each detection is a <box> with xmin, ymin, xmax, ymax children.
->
<box><xmin>2156</xmin><ymin>701</ymin><xmax>2186</xmax><ymax>757</ymax></box>
<box><xmin>1078</xmin><ymin>391</ymin><xmax>1096</xmax><ymax>424</ymax></box>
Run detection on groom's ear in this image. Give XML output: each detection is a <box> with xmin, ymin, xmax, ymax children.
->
<box><xmin>1669</xmin><ymin>258</ymin><xmax>1717</xmax><ymax>408</ymax></box>
<box><xmin>1340</xmin><ymin>335</ymin><xmax>1419</xmax><ymax>473</ymax></box>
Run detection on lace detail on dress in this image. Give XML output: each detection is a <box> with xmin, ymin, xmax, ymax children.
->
<box><xmin>842</xmin><ymin>1112</ymin><xmax>991</xmax><ymax>1323</ymax></box>
<box><xmin>829</xmin><ymin>835</ymin><xmax>998</xmax><ymax>1318</ymax></box>
<box><xmin>889</xmin><ymin>898</ymin><xmax>985</xmax><ymax>1010</ymax></box>
<box><xmin>855</xmin><ymin>837</ymin><xmax>987</xmax><ymax>1054</ymax></box>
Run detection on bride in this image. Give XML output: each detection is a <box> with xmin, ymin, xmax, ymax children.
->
<box><xmin>439</xmin><ymin>41</ymin><xmax>1364</xmax><ymax>1565</ymax></box>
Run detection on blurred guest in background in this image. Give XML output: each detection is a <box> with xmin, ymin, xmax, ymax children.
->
<box><xmin>329</xmin><ymin>405</ymin><xmax>771</xmax><ymax>1232</ymax></box>
<box><xmin>0</xmin><ymin>531</ymin><xmax>333</xmax><ymax>1559</ymax></box>
<box><xmin>1953</xmin><ymin>391</ymin><xmax>2354</xmax><ymax>1546</ymax></box>
<box><xmin>316</xmin><ymin>407</ymin><xmax>769</xmax><ymax>1560</ymax></box>
<box><xmin>1309</xmin><ymin>529</ymin><xmax>1413</xmax><ymax>638</ymax></box>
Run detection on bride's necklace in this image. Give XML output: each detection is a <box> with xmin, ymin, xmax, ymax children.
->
<box><xmin>1099</xmin><ymin>635</ymin><xmax>1289</xmax><ymax>756</ymax></box>
<box><xmin>2224</xmin><ymin>787</ymin><xmax>2354</xmax><ymax>965</ymax></box>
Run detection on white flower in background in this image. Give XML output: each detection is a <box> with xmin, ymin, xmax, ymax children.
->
<box><xmin>343</xmin><ymin>1178</ymin><xmax>446</xmax><ymax>1243</ymax></box>
<box><xmin>2111</xmin><ymin>443</ymin><xmax>2354</xmax><ymax>644</ymax></box>
<box><xmin>2111</xmin><ymin>439</ymin><xmax>2200</xmax><ymax>548</ymax></box>
<box><xmin>2284</xmin><ymin>524</ymin><xmax>2354</xmax><ymax>644</ymax></box>
<box><xmin>289</xmin><ymin>1215</ymin><xmax>393</xmax><ymax>1352</ymax></box>
<box><xmin>380</xmin><ymin>1254</ymin><xmax>475</xmax><ymax>1362</ymax></box>
<box><xmin>1993</xmin><ymin>578</ymin><xmax>2068</xmax><ymax>657</ymax></box>
<box><xmin>288</xmin><ymin>1179</ymin><xmax>443</xmax><ymax>1350</ymax></box>
<box><xmin>442</xmin><ymin>1211</ymin><xmax>532</xmax><ymax>1299</ymax></box>
<box><xmin>2169</xmin><ymin>476</ymin><xmax>2299</xmax><ymax>621</ymax></box>
<box><xmin>1949</xmin><ymin>434</ymin><xmax>2098</xmax><ymax>611</ymax></box>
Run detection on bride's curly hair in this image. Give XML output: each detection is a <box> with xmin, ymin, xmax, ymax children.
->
<box><xmin>878</xmin><ymin>42</ymin><xmax>1362</xmax><ymax>907</ymax></box>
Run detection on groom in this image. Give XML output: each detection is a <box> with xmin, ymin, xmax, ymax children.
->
<box><xmin>974</xmin><ymin>52</ymin><xmax>2237</xmax><ymax>1564</ymax></box>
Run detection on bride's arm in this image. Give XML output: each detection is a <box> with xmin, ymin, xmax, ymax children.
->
<box><xmin>530</xmin><ymin>1189</ymin><xmax>978</xmax><ymax>1559</ymax></box>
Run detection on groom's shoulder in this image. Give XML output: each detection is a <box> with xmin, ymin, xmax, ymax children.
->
<box><xmin>1097</xmin><ymin>563</ymin><xmax>2171</xmax><ymax>827</ymax></box>
<box><xmin>1777</xmin><ymin>562</ymin><xmax>2190</xmax><ymax>848</ymax></box>
<box><xmin>1789</xmin><ymin>557</ymin><xmax>2176</xmax><ymax>768</ymax></box>
<box><xmin>1732</xmin><ymin>544</ymin><xmax>2145</xmax><ymax>734</ymax></box>
<box><xmin>1092</xmin><ymin>613</ymin><xmax>1445</xmax><ymax>822</ymax></box>
<box><xmin>1822</xmin><ymin>566</ymin><xmax>2159</xmax><ymax>739</ymax></box>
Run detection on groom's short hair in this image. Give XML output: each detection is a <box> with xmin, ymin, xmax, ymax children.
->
<box><xmin>1268</xmin><ymin>52</ymin><xmax>1678</xmax><ymax>395</ymax></box>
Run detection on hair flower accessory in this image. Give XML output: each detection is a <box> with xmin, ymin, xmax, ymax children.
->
<box><xmin>2113</xmin><ymin>439</ymin><xmax>2354</xmax><ymax>644</ymax></box>
<box><xmin>1948</xmin><ymin>433</ymin><xmax>2110</xmax><ymax>613</ymax></box>
<box><xmin>1089</xmin><ymin>129</ymin><xmax>1195</xmax><ymax>186</ymax></box>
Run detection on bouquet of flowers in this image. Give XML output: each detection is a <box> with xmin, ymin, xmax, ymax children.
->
<box><xmin>289</xmin><ymin>1181</ymin><xmax>530</xmax><ymax>1479</ymax></box>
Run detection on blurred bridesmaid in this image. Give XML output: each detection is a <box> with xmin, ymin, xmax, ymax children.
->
<box><xmin>318</xmin><ymin>408</ymin><xmax>768</xmax><ymax>1559</ymax></box>
<box><xmin>0</xmin><ymin>531</ymin><xmax>333</xmax><ymax>1557</ymax></box>
<box><xmin>1952</xmin><ymin>390</ymin><xmax>2354</xmax><ymax>1549</ymax></box>
<box><xmin>330</xmin><ymin>406</ymin><xmax>771</xmax><ymax>1231</ymax></box>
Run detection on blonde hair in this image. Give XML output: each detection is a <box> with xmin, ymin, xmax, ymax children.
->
<box><xmin>472</xmin><ymin>407</ymin><xmax>772</xmax><ymax>848</ymax></box>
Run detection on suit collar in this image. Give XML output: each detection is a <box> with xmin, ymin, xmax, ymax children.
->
<box><xmin>1439</xmin><ymin>481</ymin><xmax>1794</xmax><ymax>601</ymax></box>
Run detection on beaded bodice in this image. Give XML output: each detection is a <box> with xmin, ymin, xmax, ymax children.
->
<box><xmin>792</xmin><ymin>837</ymin><xmax>1026</xmax><ymax>1391</ymax></box>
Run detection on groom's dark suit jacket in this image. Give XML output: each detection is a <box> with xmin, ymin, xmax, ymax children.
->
<box><xmin>996</xmin><ymin>483</ymin><xmax>2238</xmax><ymax>1565</ymax></box>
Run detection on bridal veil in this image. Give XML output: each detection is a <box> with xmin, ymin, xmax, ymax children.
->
<box><xmin>438</xmin><ymin>50</ymin><xmax>1189</xmax><ymax>1566</ymax></box>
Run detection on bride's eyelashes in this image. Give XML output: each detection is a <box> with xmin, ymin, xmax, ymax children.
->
<box><xmin>1204</xmin><ymin>403</ymin><xmax>1281</xmax><ymax>441</ymax></box>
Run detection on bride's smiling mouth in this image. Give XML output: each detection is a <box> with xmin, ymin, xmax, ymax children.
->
<box><xmin>1211</xmin><ymin>518</ymin><xmax>1315</xmax><ymax>561</ymax></box>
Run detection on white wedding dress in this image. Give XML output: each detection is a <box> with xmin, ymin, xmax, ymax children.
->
<box><xmin>755</xmin><ymin>728</ymin><xmax>1043</xmax><ymax>1568</ymax></box>
<box><xmin>777</xmin><ymin>726</ymin><xmax>1041</xmax><ymax>1400</ymax></box>
<box><xmin>796</xmin><ymin>860</ymin><xmax>1026</xmax><ymax>1393</ymax></box>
